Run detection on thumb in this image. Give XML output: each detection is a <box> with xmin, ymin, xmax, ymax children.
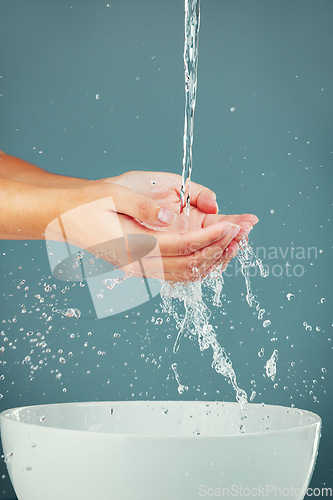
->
<box><xmin>130</xmin><ymin>195</ymin><xmax>177</xmax><ymax>227</ymax></box>
<box><xmin>107</xmin><ymin>183</ymin><xmax>177</xmax><ymax>227</ymax></box>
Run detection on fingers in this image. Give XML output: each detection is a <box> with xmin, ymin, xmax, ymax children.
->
<box><xmin>203</xmin><ymin>213</ymin><xmax>259</xmax><ymax>228</ymax></box>
<box><xmin>243</xmin><ymin>213</ymin><xmax>259</xmax><ymax>225</ymax></box>
<box><xmin>156</xmin><ymin>221</ymin><xmax>241</xmax><ymax>257</ymax></box>
<box><xmin>185</xmin><ymin>242</ymin><xmax>239</xmax><ymax>282</ymax></box>
<box><xmin>128</xmin><ymin>223</ymin><xmax>241</xmax><ymax>281</ymax></box>
<box><xmin>166</xmin><ymin>238</ymin><xmax>239</xmax><ymax>282</ymax></box>
<box><xmin>233</xmin><ymin>222</ymin><xmax>253</xmax><ymax>242</ymax></box>
<box><xmin>125</xmin><ymin>193</ymin><xmax>177</xmax><ymax>227</ymax></box>
<box><xmin>121</xmin><ymin>239</ymin><xmax>240</xmax><ymax>283</ymax></box>
<box><xmin>189</xmin><ymin>181</ymin><xmax>218</xmax><ymax>214</ymax></box>
<box><xmin>87</xmin><ymin>181</ymin><xmax>178</xmax><ymax>228</ymax></box>
<box><xmin>202</xmin><ymin>214</ymin><xmax>259</xmax><ymax>246</ymax></box>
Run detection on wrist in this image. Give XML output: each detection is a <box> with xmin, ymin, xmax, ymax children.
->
<box><xmin>63</xmin><ymin>179</ymin><xmax>116</xmax><ymax>210</ymax></box>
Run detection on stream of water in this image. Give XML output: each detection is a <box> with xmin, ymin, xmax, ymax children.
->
<box><xmin>179</xmin><ymin>0</ymin><xmax>201</xmax><ymax>233</ymax></box>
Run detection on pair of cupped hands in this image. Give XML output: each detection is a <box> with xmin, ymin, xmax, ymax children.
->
<box><xmin>59</xmin><ymin>171</ymin><xmax>258</xmax><ymax>282</ymax></box>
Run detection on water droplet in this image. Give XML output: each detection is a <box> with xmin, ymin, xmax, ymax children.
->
<box><xmin>286</xmin><ymin>293</ymin><xmax>295</xmax><ymax>301</ymax></box>
<box><xmin>258</xmin><ymin>308</ymin><xmax>265</xmax><ymax>320</ymax></box>
<box><xmin>263</xmin><ymin>320</ymin><xmax>271</xmax><ymax>328</ymax></box>
<box><xmin>320</xmin><ymin>297</ymin><xmax>326</xmax><ymax>304</ymax></box>
<box><xmin>265</xmin><ymin>350</ymin><xmax>278</xmax><ymax>379</ymax></box>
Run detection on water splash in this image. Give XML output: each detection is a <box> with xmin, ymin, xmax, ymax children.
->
<box><xmin>161</xmin><ymin>239</ymin><xmax>270</xmax><ymax>410</ymax></box>
<box><xmin>61</xmin><ymin>308</ymin><xmax>81</xmax><ymax>319</ymax></box>
<box><xmin>171</xmin><ymin>362</ymin><xmax>188</xmax><ymax>395</ymax></box>
<box><xmin>237</xmin><ymin>238</ymin><xmax>269</xmax><ymax>326</ymax></box>
<box><xmin>161</xmin><ymin>272</ymin><xmax>248</xmax><ymax>426</ymax></box>
<box><xmin>179</xmin><ymin>0</ymin><xmax>201</xmax><ymax>232</ymax></box>
<box><xmin>103</xmin><ymin>272</ymin><xmax>131</xmax><ymax>290</ymax></box>
<box><xmin>303</xmin><ymin>321</ymin><xmax>313</xmax><ymax>332</ymax></box>
<box><xmin>265</xmin><ymin>350</ymin><xmax>278</xmax><ymax>380</ymax></box>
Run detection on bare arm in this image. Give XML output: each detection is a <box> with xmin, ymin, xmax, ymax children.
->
<box><xmin>0</xmin><ymin>177</ymin><xmax>67</xmax><ymax>239</ymax></box>
<box><xmin>0</xmin><ymin>151</ymin><xmax>257</xmax><ymax>281</ymax></box>
<box><xmin>0</xmin><ymin>150</ymin><xmax>89</xmax><ymax>188</ymax></box>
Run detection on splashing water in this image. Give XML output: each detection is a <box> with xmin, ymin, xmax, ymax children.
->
<box><xmin>265</xmin><ymin>350</ymin><xmax>278</xmax><ymax>380</ymax></box>
<box><xmin>237</xmin><ymin>238</ymin><xmax>269</xmax><ymax>323</ymax></box>
<box><xmin>179</xmin><ymin>0</ymin><xmax>200</xmax><ymax>233</ymax></box>
<box><xmin>103</xmin><ymin>273</ymin><xmax>131</xmax><ymax>290</ymax></box>
<box><xmin>171</xmin><ymin>362</ymin><xmax>189</xmax><ymax>395</ymax></box>
<box><xmin>161</xmin><ymin>239</ymin><xmax>269</xmax><ymax>409</ymax></box>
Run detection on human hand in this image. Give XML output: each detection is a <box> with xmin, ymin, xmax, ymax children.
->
<box><xmin>108</xmin><ymin>170</ymin><xmax>258</xmax><ymax>275</ymax></box>
<box><xmin>50</xmin><ymin>174</ymin><xmax>255</xmax><ymax>282</ymax></box>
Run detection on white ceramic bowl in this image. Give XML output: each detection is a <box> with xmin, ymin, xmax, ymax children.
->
<box><xmin>0</xmin><ymin>401</ymin><xmax>321</xmax><ymax>500</ymax></box>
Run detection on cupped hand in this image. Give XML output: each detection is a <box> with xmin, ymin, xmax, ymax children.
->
<box><xmin>110</xmin><ymin>170</ymin><xmax>258</xmax><ymax>232</ymax></box>
<box><xmin>108</xmin><ymin>171</ymin><xmax>258</xmax><ymax>276</ymax></box>
<box><xmin>57</xmin><ymin>171</ymin><xmax>258</xmax><ymax>282</ymax></box>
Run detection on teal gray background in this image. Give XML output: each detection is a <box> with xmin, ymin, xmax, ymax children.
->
<box><xmin>0</xmin><ymin>0</ymin><xmax>332</xmax><ymax>497</ymax></box>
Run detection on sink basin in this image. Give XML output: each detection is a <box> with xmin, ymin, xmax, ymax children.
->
<box><xmin>0</xmin><ymin>401</ymin><xmax>321</xmax><ymax>500</ymax></box>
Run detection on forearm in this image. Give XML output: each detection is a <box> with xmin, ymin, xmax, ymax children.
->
<box><xmin>0</xmin><ymin>177</ymin><xmax>122</xmax><ymax>240</ymax></box>
<box><xmin>0</xmin><ymin>150</ymin><xmax>89</xmax><ymax>188</ymax></box>
<box><xmin>0</xmin><ymin>178</ymin><xmax>69</xmax><ymax>239</ymax></box>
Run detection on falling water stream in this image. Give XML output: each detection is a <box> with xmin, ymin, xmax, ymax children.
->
<box><xmin>179</xmin><ymin>0</ymin><xmax>201</xmax><ymax>233</ymax></box>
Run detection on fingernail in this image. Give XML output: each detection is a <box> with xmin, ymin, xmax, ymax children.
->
<box><xmin>215</xmin><ymin>201</ymin><xmax>219</xmax><ymax>213</ymax></box>
<box><xmin>157</xmin><ymin>207</ymin><xmax>177</xmax><ymax>225</ymax></box>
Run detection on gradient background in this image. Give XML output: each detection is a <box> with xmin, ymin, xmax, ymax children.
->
<box><xmin>0</xmin><ymin>0</ymin><xmax>332</xmax><ymax>497</ymax></box>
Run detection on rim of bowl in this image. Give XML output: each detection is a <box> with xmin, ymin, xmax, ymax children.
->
<box><xmin>0</xmin><ymin>401</ymin><xmax>322</xmax><ymax>439</ymax></box>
